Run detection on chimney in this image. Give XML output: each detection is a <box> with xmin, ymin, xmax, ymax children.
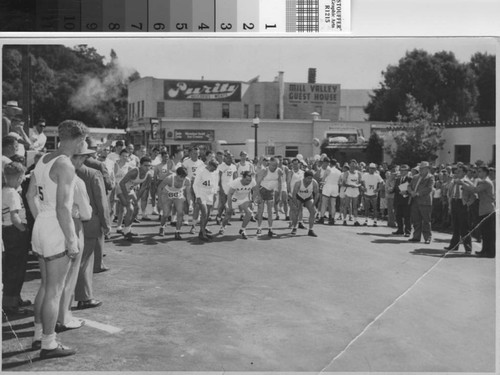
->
<box><xmin>308</xmin><ymin>68</ymin><xmax>316</xmax><ymax>84</ymax></box>
<box><xmin>278</xmin><ymin>71</ymin><xmax>284</xmax><ymax>120</ymax></box>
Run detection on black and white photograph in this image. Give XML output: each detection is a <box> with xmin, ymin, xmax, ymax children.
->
<box><xmin>1</xmin><ymin>36</ymin><xmax>497</xmax><ymax>372</ymax></box>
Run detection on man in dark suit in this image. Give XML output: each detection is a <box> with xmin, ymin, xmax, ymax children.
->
<box><xmin>444</xmin><ymin>164</ymin><xmax>475</xmax><ymax>253</ymax></box>
<box><xmin>407</xmin><ymin>161</ymin><xmax>435</xmax><ymax>244</ymax></box>
<box><xmin>84</xmin><ymin>138</ymin><xmax>113</xmax><ymax>193</ymax></box>
<box><xmin>74</xmin><ymin>161</ymin><xmax>111</xmax><ymax>309</ymax></box>
<box><xmin>392</xmin><ymin>164</ymin><xmax>412</xmax><ymax>236</ymax></box>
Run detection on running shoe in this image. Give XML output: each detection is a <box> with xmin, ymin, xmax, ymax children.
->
<box><xmin>256</xmin><ymin>228</ymin><xmax>262</xmax><ymax>235</ymax></box>
<box><xmin>124</xmin><ymin>232</ymin><xmax>134</xmax><ymax>241</ymax></box>
<box><xmin>317</xmin><ymin>217</ymin><xmax>325</xmax><ymax>224</ymax></box>
<box><xmin>354</xmin><ymin>221</ymin><xmax>361</xmax><ymax>226</ymax></box>
<box><xmin>40</xmin><ymin>344</ymin><xmax>76</xmax><ymax>359</ymax></box>
<box><xmin>189</xmin><ymin>225</ymin><xmax>196</xmax><ymax>234</ymax></box>
<box><xmin>298</xmin><ymin>222</ymin><xmax>306</xmax><ymax>230</ymax></box>
<box><xmin>239</xmin><ymin>229</ymin><xmax>248</xmax><ymax>239</ymax></box>
<box><xmin>363</xmin><ymin>221</ymin><xmax>368</xmax><ymax>226</ymax></box>
<box><xmin>328</xmin><ymin>218</ymin><xmax>335</xmax><ymax>226</ymax></box>
<box><xmin>219</xmin><ymin>227</ymin><xmax>225</xmax><ymax>235</ymax></box>
<box><xmin>308</xmin><ymin>229</ymin><xmax>318</xmax><ymax>237</ymax></box>
<box><xmin>373</xmin><ymin>222</ymin><xmax>378</xmax><ymax>227</ymax></box>
<box><xmin>291</xmin><ymin>228</ymin><xmax>297</xmax><ymax>235</ymax></box>
<box><xmin>159</xmin><ymin>227</ymin><xmax>165</xmax><ymax>236</ymax></box>
<box><xmin>268</xmin><ymin>230</ymin><xmax>276</xmax><ymax>237</ymax></box>
<box><xmin>343</xmin><ymin>220</ymin><xmax>348</xmax><ymax>226</ymax></box>
<box><xmin>198</xmin><ymin>233</ymin><xmax>210</xmax><ymax>242</ymax></box>
<box><xmin>175</xmin><ymin>232</ymin><xmax>182</xmax><ymax>240</ymax></box>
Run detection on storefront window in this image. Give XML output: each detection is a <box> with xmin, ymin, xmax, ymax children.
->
<box><xmin>285</xmin><ymin>146</ymin><xmax>299</xmax><ymax>158</ymax></box>
<box><xmin>193</xmin><ymin>103</ymin><xmax>201</xmax><ymax>118</ymax></box>
<box><xmin>157</xmin><ymin>102</ymin><xmax>165</xmax><ymax>117</ymax></box>
<box><xmin>254</xmin><ymin>104</ymin><xmax>261</xmax><ymax>118</ymax></box>
<box><xmin>244</xmin><ymin>104</ymin><xmax>249</xmax><ymax>119</ymax></box>
<box><xmin>222</xmin><ymin>103</ymin><xmax>230</xmax><ymax>118</ymax></box>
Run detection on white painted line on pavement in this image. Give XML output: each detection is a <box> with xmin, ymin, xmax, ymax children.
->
<box><xmin>319</xmin><ymin>251</ymin><xmax>452</xmax><ymax>373</ymax></box>
<box><xmin>81</xmin><ymin>319</ymin><xmax>122</xmax><ymax>334</ymax></box>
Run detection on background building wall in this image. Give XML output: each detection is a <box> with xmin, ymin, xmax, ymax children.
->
<box><xmin>438</xmin><ymin>126</ymin><xmax>495</xmax><ymax>165</ymax></box>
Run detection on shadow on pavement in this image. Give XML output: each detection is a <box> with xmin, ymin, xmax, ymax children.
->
<box><xmin>372</xmin><ymin>239</ymin><xmax>411</xmax><ymax>244</ymax></box>
<box><xmin>3</xmin><ymin>321</ymin><xmax>34</xmax><ymax>332</ymax></box>
<box><xmin>410</xmin><ymin>248</ymin><xmax>476</xmax><ymax>258</ymax></box>
<box><xmin>2</xmin><ymin>328</ymin><xmax>34</xmax><ymax>341</ymax></box>
<box><xmin>2</xmin><ymin>355</ymin><xmax>42</xmax><ymax>370</ymax></box>
<box><xmin>357</xmin><ymin>232</ymin><xmax>394</xmax><ymax>238</ymax></box>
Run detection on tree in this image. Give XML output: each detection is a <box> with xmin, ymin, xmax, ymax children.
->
<box><xmin>365</xmin><ymin>49</ymin><xmax>478</xmax><ymax>122</ymax></box>
<box><xmin>365</xmin><ymin>131</ymin><xmax>384</xmax><ymax>164</ymax></box>
<box><xmin>2</xmin><ymin>44</ymin><xmax>140</xmax><ymax>128</ymax></box>
<box><xmin>469</xmin><ymin>52</ymin><xmax>495</xmax><ymax>121</ymax></box>
<box><xmin>385</xmin><ymin>94</ymin><xmax>445</xmax><ymax>166</ymax></box>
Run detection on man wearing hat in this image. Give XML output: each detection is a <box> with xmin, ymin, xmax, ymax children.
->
<box><xmin>393</xmin><ymin>164</ymin><xmax>412</xmax><ymax>236</ymax></box>
<box><xmin>74</xmin><ymin>140</ymin><xmax>110</xmax><ymax>308</ymax></box>
<box><xmin>2</xmin><ymin>100</ymin><xmax>23</xmax><ymax>135</ymax></box>
<box><xmin>407</xmin><ymin>161</ymin><xmax>435</xmax><ymax>244</ymax></box>
<box><xmin>29</xmin><ymin>118</ymin><xmax>48</xmax><ymax>152</ymax></box>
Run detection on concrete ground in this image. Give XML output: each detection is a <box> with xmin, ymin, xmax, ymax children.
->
<box><xmin>2</xmin><ymin>212</ymin><xmax>497</xmax><ymax>372</ymax></box>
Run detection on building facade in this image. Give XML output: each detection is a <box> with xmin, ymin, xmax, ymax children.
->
<box><xmin>127</xmin><ymin>75</ymin><xmax>495</xmax><ymax>166</ymax></box>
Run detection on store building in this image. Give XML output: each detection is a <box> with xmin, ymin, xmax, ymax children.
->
<box><xmin>126</xmin><ymin>74</ymin><xmax>377</xmax><ymax>160</ymax></box>
<box><xmin>127</xmin><ymin>74</ymin><xmax>495</xmax><ymax>166</ymax></box>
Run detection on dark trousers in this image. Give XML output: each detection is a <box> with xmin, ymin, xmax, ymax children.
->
<box><xmin>479</xmin><ymin>213</ymin><xmax>496</xmax><ymax>257</ymax></box>
<box><xmin>469</xmin><ymin>200</ymin><xmax>481</xmax><ymax>241</ymax></box>
<box><xmin>91</xmin><ymin>234</ymin><xmax>105</xmax><ymax>273</ymax></box>
<box><xmin>2</xmin><ymin>226</ymin><xmax>30</xmax><ymax>307</ymax></box>
<box><xmin>395</xmin><ymin>203</ymin><xmax>411</xmax><ymax>234</ymax></box>
<box><xmin>448</xmin><ymin>200</ymin><xmax>472</xmax><ymax>252</ymax></box>
<box><xmin>410</xmin><ymin>202</ymin><xmax>432</xmax><ymax>241</ymax></box>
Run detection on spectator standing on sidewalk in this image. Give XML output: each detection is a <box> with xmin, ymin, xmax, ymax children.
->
<box><xmin>460</xmin><ymin>166</ymin><xmax>496</xmax><ymax>258</ymax></box>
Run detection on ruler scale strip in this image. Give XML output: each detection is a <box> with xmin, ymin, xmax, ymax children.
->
<box><xmin>1</xmin><ymin>0</ymin><xmax>350</xmax><ymax>33</ymax></box>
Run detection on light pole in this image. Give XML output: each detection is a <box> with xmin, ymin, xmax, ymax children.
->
<box><xmin>252</xmin><ymin>117</ymin><xmax>260</xmax><ymax>159</ymax></box>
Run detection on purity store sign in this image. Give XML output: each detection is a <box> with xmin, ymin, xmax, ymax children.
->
<box><xmin>286</xmin><ymin>83</ymin><xmax>340</xmax><ymax>105</ymax></box>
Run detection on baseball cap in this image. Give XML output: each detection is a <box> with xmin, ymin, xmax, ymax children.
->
<box><xmin>74</xmin><ymin>142</ymin><xmax>96</xmax><ymax>156</ymax></box>
<box><xmin>369</xmin><ymin>163</ymin><xmax>377</xmax><ymax>168</ymax></box>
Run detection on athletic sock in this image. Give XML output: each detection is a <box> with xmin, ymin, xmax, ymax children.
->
<box><xmin>34</xmin><ymin>323</ymin><xmax>43</xmax><ymax>341</ymax></box>
<box><xmin>41</xmin><ymin>333</ymin><xmax>58</xmax><ymax>350</ymax></box>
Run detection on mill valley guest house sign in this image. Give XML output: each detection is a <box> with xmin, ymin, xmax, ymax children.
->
<box><xmin>285</xmin><ymin>82</ymin><xmax>341</xmax><ymax>119</ymax></box>
<box><xmin>164</xmin><ymin>80</ymin><xmax>242</xmax><ymax>101</ymax></box>
<box><xmin>287</xmin><ymin>83</ymin><xmax>340</xmax><ymax>104</ymax></box>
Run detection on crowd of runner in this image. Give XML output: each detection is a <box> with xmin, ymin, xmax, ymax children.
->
<box><xmin>1</xmin><ymin>121</ymin><xmax>496</xmax><ymax>359</ymax></box>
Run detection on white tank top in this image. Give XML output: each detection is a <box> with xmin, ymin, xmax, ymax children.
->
<box><xmin>123</xmin><ymin>168</ymin><xmax>150</xmax><ymax>191</ymax></box>
<box><xmin>261</xmin><ymin>168</ymin><xmax>280</xmax><ymax>191</ymax></box>
<box><xmin>114</xmin><ymin>161</ymin><xmax>130</xmax><ymax>184</ymax></box>
<box><xmin>163</xmin><ymin>176</ymin><xmax>188</xmax><ymax>200</ymax></box>
<box><xmin>297</xmin><ymin>180</ymin><xmax>314</xmax><ymax>200</ymax></box>
<box><xmin>289</xmin><ymin>169</ymin><xmax>304</xmax><ymax>192</ymax></box>
<box><xmin>33</xmin><ymin>154</ymin><xmax>75</xmax><ymax>213</ymax></box>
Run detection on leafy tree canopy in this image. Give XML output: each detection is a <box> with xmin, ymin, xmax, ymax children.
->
<box><xmin>2</xmin><ymin>44</ymin><xmax>140</xmax><ymax>128</ymax></box>
<box><xmin>385</xmin><ymin>94</ymin><xmax>445</xmax><ymax>166</ymax></box>
<box><xmin>365</xmin><ymin>49</ymin><xmax>479</xmax><ymax>122</ymax></box>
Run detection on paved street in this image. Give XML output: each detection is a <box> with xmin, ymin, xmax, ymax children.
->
<box><xmin>2</xmin><ymin>214</ymin><xmax>496</xmax><ymax>372</ymax></box>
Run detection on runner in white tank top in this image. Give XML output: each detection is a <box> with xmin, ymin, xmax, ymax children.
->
<box><xmin>255</xmin><ymin>158</ymin><xmax>283</xmax><ymax>237</ymax></box>
<box><xmin>117</xmin><ymin>156</ymin><xmax>154</xmax><ymax>239</ymax></box>
<box><xmin>26</xmin><ymin>119</ymin><xmax>88</xmax><ymax>358</ymax></box>
<box><xmin>157</xmin><ymin>166</ymin><xmax>191</xmax><ymax>239</ymax></box>
<box><xmin>290</xmin><ymin>170</ymin><xmax>319</xmax><ymax>237</ymax></box>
